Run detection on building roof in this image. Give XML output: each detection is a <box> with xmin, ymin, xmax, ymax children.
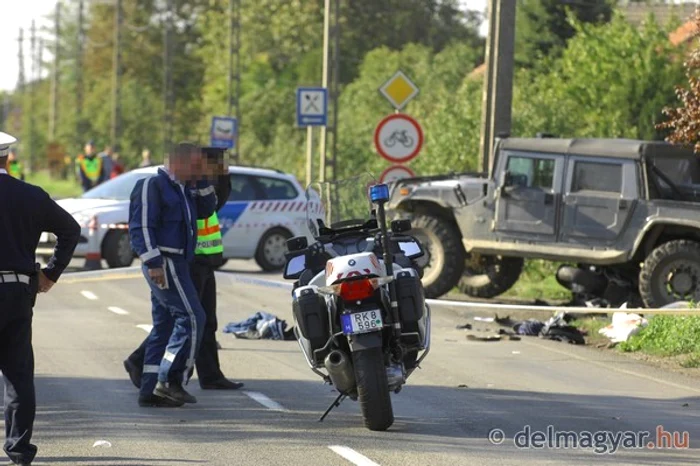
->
<box><xmin>499</xmin><ymin>137</ymin><xmax>696</xmax><ymax>160</ymax></box>
<box><xmin>623</xmin><ymin>2</ymin><xmax>697</xmax><ymax>28</ymax></box>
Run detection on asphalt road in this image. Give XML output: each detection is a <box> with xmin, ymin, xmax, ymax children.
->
<box><xmin>8</xmin><ymin>260</ymin><xmax>700</xmax><ymax>465</ymax></box>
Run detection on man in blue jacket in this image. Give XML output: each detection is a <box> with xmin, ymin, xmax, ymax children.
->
<box><xmin>128</xmin><ymin>142</ymin><xmax>217</xmax><ymax>407</ymax></box>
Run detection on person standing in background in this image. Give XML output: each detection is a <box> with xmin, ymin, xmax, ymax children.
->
<box><xmin>76</xmin><ymin>140</ymin><xmax>106</xmax><ymax>192</ymax></box>
<box><xmin>98</xmin><ymin>146</ymin><xmax>114</xmax><ymax>182</ymax></box>
<box><xmin>110</xmin><ymin>145</ymin><xmax>125</xmax><ymax>179</ymax></box>
<box><xmin>139</xmin><ymin>149</ymin><xmax>153</xmax><ymax>168</ymax></box>
<box><xmin>7</xmin><ymin>149</ymin><xmax>24</xmax><ymax>181</ymax></box>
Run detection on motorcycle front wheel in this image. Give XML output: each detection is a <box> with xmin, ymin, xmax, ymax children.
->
<box><xmin>352</xmin><ymin>346</ymin><xmax>394</xmax><ymax>431</ymax></box>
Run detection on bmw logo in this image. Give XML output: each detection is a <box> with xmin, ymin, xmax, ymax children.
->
<box><xmin>348</xmin><ymin>259</ymin><xmax>356</xmax><ymax>266</ymax></box>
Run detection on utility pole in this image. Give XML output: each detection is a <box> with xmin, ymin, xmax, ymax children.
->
<box><xmin>163</xmin><ymin>0</ymin><xmax>174</xmax><ymax>156</ymax></box>
<box><xmin>317</xmin><ymin>0</ymin><xmax>341</xmax><ymax>185</ymax></box>
<box><xmin>17</xmin><ymin>29</ymin><xmax>26</xmax><ymax>91</ymax></box>
<box><xmin>478</xmin><ymin>0</ymin><xmax>516</xmax><ymax>177</ymax></box>
<box><xmin>329</xmin><ymin>0</ymin><xmax>340</xmax><ymax>184</ymax></box>
<box><xmin>227</xmin><ymin>0</ymin><xmax>241</xmax><ymax>163</ymax></box>
<box><xmin>318</xmin><ymin>0</ymin><xmax>331</xmax><ymax>182</ymax></box>
<box><xmin>76</xmin><ymin>0</ymin><xmax>85</xmax><ymax>151</ymax></box>
<box><xmin>29</xmin><ymin>20</ymin><xmax>36</xmax><ymax>172</ymax></box>
<box><xmin>111</xmin><ymin>0</ymin><xmax>123</xmax><ymax>148</ymax></box>
<box><xmin>49</xmin><ymin>2</ymin><xmax>61</xmax><ymax>141</ymax></box>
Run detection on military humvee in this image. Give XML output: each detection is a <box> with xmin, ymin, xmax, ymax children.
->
<box><xmin>387</xmin><ymin>137</ymin><xmax>700</xmax><ymax>308</ymax></box>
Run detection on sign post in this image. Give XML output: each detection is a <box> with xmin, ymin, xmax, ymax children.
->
<box><xmin>210</xmin><ymin>116</ymin><xmax>238</xmax><ymax>149</ymax></box>
<box><xmin>296</xmin><ymin>87</ymin><xmax>328</xmax><ymax>186</ymax></box>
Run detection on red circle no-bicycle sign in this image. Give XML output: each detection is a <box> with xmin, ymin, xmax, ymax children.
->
<box><xmin>374</xmin><ymin>114</ymin><xmax>424</xmax><ymax>164</ymax></box>
<box><xmin>380</xmin><ymin>165</ymin><xmax>415</xmax><ymax>184</ymax></box>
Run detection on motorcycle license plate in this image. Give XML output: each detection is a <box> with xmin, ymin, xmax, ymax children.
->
<box><xmin>341</xmin><ymin>310</ymin><xmax>383</xmax><ymax>335</ymax></box>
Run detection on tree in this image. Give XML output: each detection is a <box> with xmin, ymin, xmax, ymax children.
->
<box><xmin>657</xmin><ymin>12</ymin><xmax>700</xmax><ymax>151</ymax></box>
<box><xmin>515</xmin><ymin>0</ymin><xmax>614</xmax><ymax>68</ymax></box>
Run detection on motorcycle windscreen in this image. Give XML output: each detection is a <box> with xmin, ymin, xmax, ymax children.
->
<box><xmin>303</xmin><ymin>172</ymin><xmax>378</xmax><ymax>238</ymax></box>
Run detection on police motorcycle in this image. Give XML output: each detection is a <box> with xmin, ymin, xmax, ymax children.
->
<box><xmin>282</xmin><ymin>174</ymin><xmax>431</xmax><ymax>431</ymax></box>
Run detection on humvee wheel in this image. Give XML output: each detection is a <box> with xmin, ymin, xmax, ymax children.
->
<box><xmin>640</xmin><ymin>240</ymin><xmax>700</xmax><ymax>308</ymax></box>
<box><xmin>410</xmin><ymin>213</ymin><xmax>465</xmax><ymax>298</ymax></box>
<box><xmin>458</xmin><ymin>254</ymin><xmax>524</xmax><ymax>298</ymax></box>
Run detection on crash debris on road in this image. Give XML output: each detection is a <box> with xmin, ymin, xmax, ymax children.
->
<box><xmin>460</xmin><ymin>312</ymin><xmax>586</xmax><ymax>345</ymax></box>
<box><xmin>223</xmin><ymin>312</ymin><xmax>296</xmax><ymax>340</ymax></box>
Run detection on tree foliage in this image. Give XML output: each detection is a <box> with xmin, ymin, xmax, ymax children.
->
<box><xmin>657</xmin><ymin>11</ymin><xmax>700</xmax><ymax>151</ymax></box>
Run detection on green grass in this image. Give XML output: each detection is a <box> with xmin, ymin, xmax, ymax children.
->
<box><xmin>503</xmin><ymin>259</ymin><xmax>572</xmax><ymax>302</ymax></box>
<box><xmin>571</xmin><ymin>316</ymin><xmax>611</xmax><ymax>346</ymax></box>
<box><xmin>619</xmin><ymin>314</ymin><xmax>700</xmax><ymax>357</ymax></box>
<box><xmin>26</xmin><ymin>171</ymin><xmax>82</xmax><ymax>199</ymax></box>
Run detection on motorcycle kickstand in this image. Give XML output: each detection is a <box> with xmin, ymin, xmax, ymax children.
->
<box><xmin>319</xmin><ymin>392</ymin><xmax>347</xmax><ymax>422</ymax></box>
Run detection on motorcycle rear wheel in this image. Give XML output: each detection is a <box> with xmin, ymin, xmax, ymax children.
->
<box><xmin>352</xmin><ymin>347</ymin><xmax>394</xmax><ymax>431</ymax></box>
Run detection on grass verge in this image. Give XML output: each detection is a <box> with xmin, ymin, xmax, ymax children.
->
<box><xmin>619</xmin><ymin>314</ymin><xmax>700</xmax><ymax>368</ymax></box>
<box><xmin>504</xmin><ymin>259</ymin><xmax>571</xmax><ymax>302</ymax></box>
<box><xmin>26</xmin><ymin>171</ymin><xmax>82</xmax><ymax>199</ymax></box>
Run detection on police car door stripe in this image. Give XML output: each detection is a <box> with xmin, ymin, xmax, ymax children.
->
<box><xmin>165</xmin><ymin>257</ymin><xmax>197</xmax><ymax>384</ymax></box>
<box><xmin>141</xmin><ymin>178</ymin><xmax>160</xmax><ymax>260</ymax></box>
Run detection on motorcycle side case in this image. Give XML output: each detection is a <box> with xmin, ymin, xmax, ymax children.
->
<box><xmin>393</xmin><ymin>267</ymin><xmax>429</xmax><ymax>351</ymax></box>
<box><xmin>293</xmin><ymin>286</ymin><xmax>329</xmax><ymax>365</ymax></box>
<box><xmin>394</xmin><ymin>269</ymin><xmax>425</xmax><ymax>323</ymax></box>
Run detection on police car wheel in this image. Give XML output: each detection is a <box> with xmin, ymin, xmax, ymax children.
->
<box><xmin>255</xmin><ymin>228</ymin><xmax>292</xmax><ymax>272</ymax></box>
<box><xmin>103</xmin><ymin>230</ymin><xmax>134</xmax><ymax>268</ymax></box>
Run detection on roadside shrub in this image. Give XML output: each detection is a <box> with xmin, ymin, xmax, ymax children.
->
<box><xmin>620</xmin><ymin>315</ymin><xmax>700</xmax><ymax>356</ymax></box>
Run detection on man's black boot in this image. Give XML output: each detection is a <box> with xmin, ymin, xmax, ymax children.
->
<box><xmin>138</xmin><ymin>394</ymin><xmax>184</xmax><ymax>408</ymax></box>
<box><xmin>200</xmin><ymin>378</ymin><xmax>244</xmax><ymax>390</ymax></box>
<box><xmin>123</xmin><ymin>359</ymin><xmax>142</xmax><ymax>389</ymax></box>
<box><xmin>154</xmin><ymin>381</ymin><xmax>197</xmax><ymax>404</ymax></box>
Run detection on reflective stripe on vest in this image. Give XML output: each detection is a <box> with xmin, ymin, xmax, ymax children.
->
<box><xmin>8</xmin><ymin>161</ymin><xmax>22</xmax><ymax>178</ymax></box>
<box><xmin>195</xmin><ymin>213</ymin><xmax>224</xmax><ymax>255</ymax></box>
<box><xmin>80</xmin><ymin>156</ymin><xmax>102</xmax><ymax>182</ymax></box>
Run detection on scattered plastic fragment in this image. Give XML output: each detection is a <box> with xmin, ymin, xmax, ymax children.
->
<box><xmin>92</xmin><ymin>440</ymin><xmax>112</xmax><ymax>448</ymax></box>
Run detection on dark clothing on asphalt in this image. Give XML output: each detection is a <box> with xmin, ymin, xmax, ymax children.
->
<box><xmin>0</xmin><ymin>170</ymin><xmax>80</xmax><ymax>465</ymax></box>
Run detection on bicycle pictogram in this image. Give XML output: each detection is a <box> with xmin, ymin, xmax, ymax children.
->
<box><xmin>383</xmin><ymin>130</ymin><xmax>414</xmax><ymax>148</ymax></box>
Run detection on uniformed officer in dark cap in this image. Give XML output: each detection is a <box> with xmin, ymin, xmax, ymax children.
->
<box><xmin>0</xmin><ymin>131</ymin><xmax>81</xmax><ymax>466</ymax></box>
<box><xmin>124</xmin><ymin>147</ymin><xmax>244</xmax><ymax>392</ymax></box>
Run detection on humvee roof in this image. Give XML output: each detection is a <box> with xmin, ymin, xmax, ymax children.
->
<box><xmin>499</xmin><ymin>138</ymin><xmax>696</xmax><ymax>160</ymax></box>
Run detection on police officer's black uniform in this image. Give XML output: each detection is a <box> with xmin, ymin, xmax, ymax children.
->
<box><xmin>124</xmin><ymin>148</ymin><xmax>243</xmax><ymax>390</ymax></box>
<box><xmin>0</xmin><ymin>132</ymin><xmax>80</xmax><ymax>465</ymax></box>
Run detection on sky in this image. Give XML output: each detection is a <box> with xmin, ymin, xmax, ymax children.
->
<box><xmin>0</xmin><ymin>0</ymin><xmax>489</xmax><ymax>92</ymax></box>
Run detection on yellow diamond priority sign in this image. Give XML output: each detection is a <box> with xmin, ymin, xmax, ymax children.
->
<box><xmin>379</xmin><ymin>71</ymin><xmax>419</xmax><ymax>111</ymax></box>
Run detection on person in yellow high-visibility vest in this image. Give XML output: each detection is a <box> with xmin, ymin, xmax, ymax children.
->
<box><xmin>7</xmin><ymin>150</ymin><xmax>24</xmax><ymax>181</ymax></box>
<box><xmin>125</xmin><ymin>146</ymin><xmax>244</xmax><ymax>391</ymax></box>
<box><xmin>76</xmin><ymin>140</ymin><xmax>106</xmax><ymax>192</ymax></box>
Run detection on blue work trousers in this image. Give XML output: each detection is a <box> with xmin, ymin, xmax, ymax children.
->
<box><xmin>139</xmin><ymin>257</ymin><xmax>206</xmax><ymax>398</ymax></box>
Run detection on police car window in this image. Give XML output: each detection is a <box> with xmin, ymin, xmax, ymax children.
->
<box><xmin>255</xmin><ymin>177</ymin><xmax>297</xmax><ymax>200</ymax></box>
<box><xmin>228</xmin><ymin>175</ymin><xmax>258</xmax><ymax>201</ymax></box>
<box><xmin>81</xmin><ymin>171</ymin><xmax>154</xmax><ymax>200</ymax></box>
<box><xmin>506</xmin><ymin>156</ymin><xmax>555</xmax><ymax>189</ymax></box>
<box><xmin>572</xmin><ymin>161</ymin><xmax>622</xmax><ymax>193</ymax></box>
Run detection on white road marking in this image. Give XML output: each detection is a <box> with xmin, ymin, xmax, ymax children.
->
<box><xmin>243</xmin><ymin>391</ymin><xmax>286</xmax><ymax>411</ymax></box>
<box><xmin>328</xmin><ymin>446</ymin><xmax>380</xmax><ymax>466</ymax></box>
<box><xmin>136</xmin><ymin>324</ymin><xmax>153</xmax><ymax>333</ymax></box>
<box><xmin>108</xmin><ymin>307</ymin><xmax>129</xmax><ymax>315</ymax></box>
<box><xmin>80</xmin><ymin>290</ymin><xmax>98</xmax><ymax>300</ymax></box>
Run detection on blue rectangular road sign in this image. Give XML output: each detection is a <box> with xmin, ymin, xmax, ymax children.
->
<box><xmin>210</xmin><ymin>116</ymin><xmax>238</xmax><ymax>149</ymax></box>
<box><xmin>296</xmin><ymin>87</ymin><xmax>328</xmax><ymax>127</ymax></box>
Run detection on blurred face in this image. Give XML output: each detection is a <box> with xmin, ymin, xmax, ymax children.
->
<box><xmin>85</xmin><ymin>144</ymin><xmax>94</xmax><ymax>155</ymax></box>
<box><xmin>7</xmin><ymin>152</ymin><xmax>15</xmax><ymax>162</ymax></box>
<box><xmin>201</xmin><ymin>152</ymin><xmax>226</xmax><ymax>181</ymax></box>
<box><xmin>168</xmin><ymin>149</ymin><xmax>201</xmax><ymax>182</ymax></box>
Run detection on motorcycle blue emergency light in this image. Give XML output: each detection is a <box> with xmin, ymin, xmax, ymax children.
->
<box><xmin>370</xmin><ymin>184</ymin><xmax>390</xmax><ymax>203</ymax></box>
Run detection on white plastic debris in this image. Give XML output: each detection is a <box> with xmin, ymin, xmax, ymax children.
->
<box><xmin>598</xmin><ymin>312</ymin><xmax>648</xmax><ymax>343</ymax></box>
<box><xmin>92</xmin><ymin>440</ymin><xmax>112</xmax><ymax>448</ymax></box>
<box><xmin>474</xmin><ymin>316</ymin><xmax>495</xmax><ymax>322</ymax></box>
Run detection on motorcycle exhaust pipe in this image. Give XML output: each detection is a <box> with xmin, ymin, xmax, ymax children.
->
<box><xmin>324</xmin><ymin>350</ymin><xmax>356</xmax><ymax>394</ymax></box>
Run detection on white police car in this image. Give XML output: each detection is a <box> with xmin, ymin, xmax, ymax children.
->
<box><xmin>36</xmin><ymin>166</ymin><xmax>323</xmax><ymax>271</ymax></box>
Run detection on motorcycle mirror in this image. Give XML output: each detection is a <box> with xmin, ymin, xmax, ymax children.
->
<box><xmin>391</xmin><ymin>219</ymin><xmax>411</xmax><ymax>233</ymax></box>
<box><xmin>286</xmin><ymin>236</ymin><xmax>308</xmax><ymax>252</ymax></box>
